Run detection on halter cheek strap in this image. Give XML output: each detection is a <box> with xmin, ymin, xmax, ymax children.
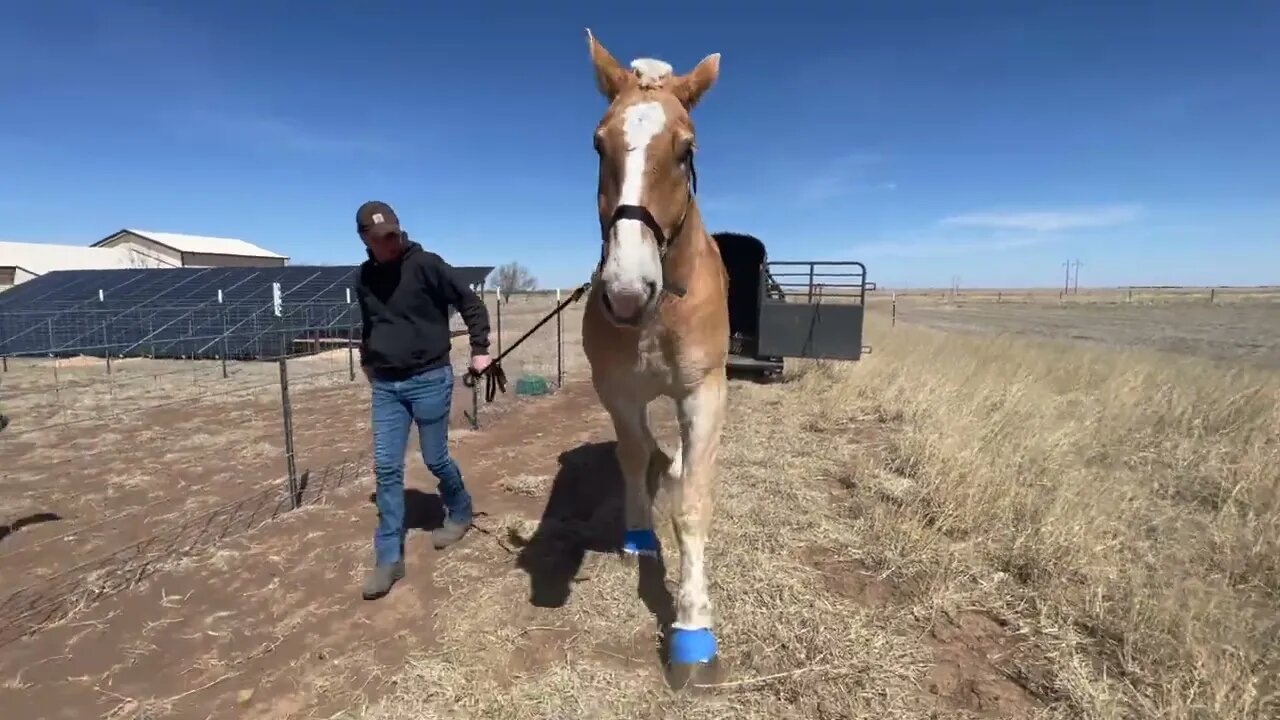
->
<box><xmin>596</xmin><ymin>154</ymin><xmax>698</xmax><ymax>299</ymax></box>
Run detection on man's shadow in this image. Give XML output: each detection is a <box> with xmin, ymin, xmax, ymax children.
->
<box><xmin>366</xmin><ymin>488</ymin><xmax>445</xmax><ymax>533</ymax></box>
<box><xmin>512</xmin><ymin>441</ymin><xmax>676</xmax><ymax>663</ymax></box>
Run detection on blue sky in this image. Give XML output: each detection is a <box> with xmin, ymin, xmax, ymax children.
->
<box><xmin>1</xmin><ymin>0</ymin><xmax>1276</xmax><ymax>289</ymax></box>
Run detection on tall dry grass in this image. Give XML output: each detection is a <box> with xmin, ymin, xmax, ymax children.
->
<box><xmin>793</xmin><ymin>314</ymin><xmax>1280</xmax><ymax>718</ymax></box>
<box><xmin>352</xmin><ymin>312</ymin><xmax>1278</xmax><ymax>719</ymax></box>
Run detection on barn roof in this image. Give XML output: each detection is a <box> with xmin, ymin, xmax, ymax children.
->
<box><xmin>0</xmin><ymin>240</ymin><xmax>136</xmax><ymax>275</ymax></box>
<box><xmin>93</xmin><ymin>229</ymin><xmax>288</xmax><ymax>260</ymax></box>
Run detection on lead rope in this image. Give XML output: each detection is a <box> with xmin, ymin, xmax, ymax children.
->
<box><xmin>463</xmin><ymin>281</ymin><xmax>592</xmax><ymax>403</ymax></box>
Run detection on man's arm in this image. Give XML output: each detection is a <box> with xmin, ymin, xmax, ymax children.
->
<box><xmin>431</xmin><ymin>259</ymin><xmax>491</xmax><ymax>357</ymax></box>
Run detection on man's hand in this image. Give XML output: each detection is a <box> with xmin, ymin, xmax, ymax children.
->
<box><xmin>470</xmin><ymin>353</ymin><xmax>492</xmax><ymax>376</ymax></box>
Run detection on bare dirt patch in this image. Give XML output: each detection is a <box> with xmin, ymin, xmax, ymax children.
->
<box><xmin>0</xmin><ymin>354</ymin><xmax>467</xmax><ymax>586</ymax></box>
<box><xmin>0</xmin><ymin>369</ymin><xmax>591</xmax><ymax>720</ymax></box>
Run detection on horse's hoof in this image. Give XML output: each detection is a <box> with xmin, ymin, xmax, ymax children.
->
<box><xmin>621</xmin><ymin>529</ymin><xmax>660</xmax><ymax>557</ymax></box>
<box><xmin>669</xmin><ymin>627</ymin><xmax>718</xmax><ymax>665</ymax></box>
<box><xmin>664</xmin><ymin>628</ymin><xmax>722</xmax><ymax>691</ymax></box>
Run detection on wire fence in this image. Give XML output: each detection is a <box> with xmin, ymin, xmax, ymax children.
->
<box><xmin>0</xmin><ymin>287</ymin><xmax>584</xmax><ymax>647</ymax></box>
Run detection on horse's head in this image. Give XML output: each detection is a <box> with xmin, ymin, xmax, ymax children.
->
<box><xmin>585</xmin><ymin>29</ymin><xmax>720</xmax><ymax>326</ymax></box>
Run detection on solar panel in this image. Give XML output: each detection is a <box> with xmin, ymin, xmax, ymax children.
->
<box><xmin>0</xmin><ymin>263</ymin><xmax>495</xmax><ymax>360</ymax></box>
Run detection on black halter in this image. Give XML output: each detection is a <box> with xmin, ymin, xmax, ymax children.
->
<box><xmin>596</xmin><ymin>153</ymin><xmax>698</xmax><ymax>299</ymax></box>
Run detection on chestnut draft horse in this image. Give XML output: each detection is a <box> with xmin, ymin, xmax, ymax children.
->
<box><xmin>579</xmin><ymin>29</ymin><xmax>731</xmax><ymax>671</ymax></box>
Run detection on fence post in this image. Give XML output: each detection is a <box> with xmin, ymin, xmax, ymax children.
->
<box><xmin>891</xmin><ymin>292</ymin><xmax>897</xmax><ymax>327</ymax></box>
<box><xmin>555</xmin><ymin>287</ymin><xmax>564</xmax><ymax>388</ymax></box>
<box><xmin>103</xmin><ymin>320</ymin><xmax>113</xmax><ymax>376</ymax></box>
<box><xmin>347</xmin><ymin>311</ymin><xmax>356</xmax><ymax>382</ymax></box>
<box><xmin>495</xmin><ymin>288</ymin><xmax>503</xmax><ymax>359</ymax></box>
<box><xmin>1210</xmin><ymin>288</ymin><xmax>1216</xmax><ymax>304</ymax></box>
<box><xmin>278</xmin><ymin>356</ymin><xmax>300</xmax><ymax>509</ymax></box>
<box><xmin>221</xmin><ymin>309</ymin><xmax>229</xmax><ymax>379</ymax></box>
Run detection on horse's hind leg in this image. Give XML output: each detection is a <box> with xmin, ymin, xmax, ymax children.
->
<box><xmin>667</xmin><ymin>369</ymin><xmax>728</xmax><ymax>668</ymax></box>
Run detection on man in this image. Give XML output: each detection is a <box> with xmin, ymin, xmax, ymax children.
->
<box><xmin>353</xmin><ymin>200</ymin><xmax>492</xmax><ymax>600</ymax></box>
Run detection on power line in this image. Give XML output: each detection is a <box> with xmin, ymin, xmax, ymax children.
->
<box><xmin>1061</xmin><ymin>259</ymin><xmax>1083</xmax><ymax>294</ymax></box>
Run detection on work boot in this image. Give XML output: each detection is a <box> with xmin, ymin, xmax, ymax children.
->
<box><xmin>433</xmin><ymin>487</ymin><xmax>473</xmax><ymax>550</ymax></box>
<box><xmin>361</xmin><ymin>560</ymin><xmax>404</xmax><ymax>600</ymax></box>
<box><xmin>431</xmin><ymin>519</ymin><xmax>471</xmax><ymax>549</ymax></box>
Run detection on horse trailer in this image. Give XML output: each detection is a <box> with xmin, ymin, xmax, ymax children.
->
<box><xmin>712</xmin><ymin>231</ymin><xmax>873</xmax><ymax>379</ymax></box>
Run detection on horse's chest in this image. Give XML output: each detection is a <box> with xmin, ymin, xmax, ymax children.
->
<box><xmin>631</xmin><ymin>333</ymin><xmax>673</xmax><ymax>377</ymax></box>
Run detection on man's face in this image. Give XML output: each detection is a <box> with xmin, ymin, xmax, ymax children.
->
<box><xmin>361</xmin><ymin>228</ymin><xmax>404</xmax><ymax>263</ymax></box>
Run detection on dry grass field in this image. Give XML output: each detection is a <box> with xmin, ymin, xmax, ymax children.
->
<box><xmin>2</xmin><ymin>290</ymin><xmax>1277</xmax><ymax>719</ymax></box>
<box><xmin>346</xmin><ymin>295</ymin><xmax>1277</xmax><ymax>719</ymax></box>
<box><xmin>876</xmin><ymin>287</ymin><xmax>1280</xmax><ymax>369</ymax></box>
<box><xmin>877</xmin><ymin>285</ymin><xmax>1280</xmax><ymax>305</ymax></box>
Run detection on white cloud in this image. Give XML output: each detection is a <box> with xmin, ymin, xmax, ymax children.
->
<box><xmin>794</xmin><ymin>151</ymin><xmax>895</xmax><ymax>206</ymax></box>
<box><xmin>165</xmin><ymin>107</ymin><xmax>398</xmax><ymax>158</ymax></box>
<box><xmin>850</xmin><ymin>235</ymin><xmax>1048</xmax><ymax>259</ymax></box>
<box><xmin>939</xmin><ymin>204</ymin><xmax>1142</xmax><ymax>232</ymax></box>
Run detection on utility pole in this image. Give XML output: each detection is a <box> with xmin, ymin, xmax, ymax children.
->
<box><xmin>1062</xmin><ymin>259</ymin><xmax>1071</xmax><ymax>294</ymax></box>
<box><xmin>1071</xmin><ymin>259</ymin><xmax>1082</xmax><ymax>294</ymax></box>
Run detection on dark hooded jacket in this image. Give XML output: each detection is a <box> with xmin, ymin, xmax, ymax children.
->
<box><xmin>355</xmin><ymin>239</ymin><xmax>490</xmax><ymax>379</ymax></box>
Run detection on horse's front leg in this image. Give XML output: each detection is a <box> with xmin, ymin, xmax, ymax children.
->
<box><xmin>667</xmin><ymin>368</ymin><xmax>728</xmax><ymax>667</ymax></box>
<box><xmin>598</xmin><ymin>388</ymin><xmax>660</xmax><ymax>556</ymax></box>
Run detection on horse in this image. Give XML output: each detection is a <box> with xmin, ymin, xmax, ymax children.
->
<box><xmin>579</xmin><ymin>29</ymin><xmax>731</xmax><ymax>672</ymax></box>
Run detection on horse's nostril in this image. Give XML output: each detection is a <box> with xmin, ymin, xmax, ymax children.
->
<box><xmin>645</xmin><ymin>280</ymin><xmax>657</xmax><ymax>301</ymax></box>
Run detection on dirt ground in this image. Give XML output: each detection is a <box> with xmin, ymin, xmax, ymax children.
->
<box><xmin>0</xmin><ymin>376</ymin><xmax>602</xmax><ymax>720</ymax></box>
<box><xmin>3</xmin><ymin>291</ymin><xmax>1276</xmax><ymax>718</ymax></box>
<box><xmin>886</xmin><ymin>297</ymin><xmax>1280</xmax><ymax>369</ymax></box>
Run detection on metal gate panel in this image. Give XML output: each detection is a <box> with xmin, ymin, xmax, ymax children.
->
<box><xmin>755</xmin><ymin>261</ymin><xmax>870</xmax><ymax>361</ymax></box>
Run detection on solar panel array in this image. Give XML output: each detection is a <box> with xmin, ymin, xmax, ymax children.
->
<box><xmin>0</xmin><ymin>263</ymin><xmax>494</xmax><ymax>360</ymax></box>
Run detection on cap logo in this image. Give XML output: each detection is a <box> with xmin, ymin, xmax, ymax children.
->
<box><xmin>371</xmin><ymin>213</ymin><xmax>385</xmax><ymax>223</ymax></box>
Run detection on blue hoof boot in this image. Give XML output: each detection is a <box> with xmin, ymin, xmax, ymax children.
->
<box><xmin>669</xmin><ymin>627</ymin><xmax>718</xmax><ymax>665</ymax></box>
<box><xmin>622</xmin><ymin>529</ymin><xmax>660</xmax><ymax>557</ymax></box>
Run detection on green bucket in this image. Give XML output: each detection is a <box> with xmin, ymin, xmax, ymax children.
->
<box><xmin>515</xmin><ymin>374</ymin><xmax>551</xmax><ymax>396</ymax></box>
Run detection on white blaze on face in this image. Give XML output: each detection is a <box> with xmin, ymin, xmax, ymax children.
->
<box><xmin>601</xmin><ymin>100</ymin><xmax>667</xmax><ymax>298</ymax></box>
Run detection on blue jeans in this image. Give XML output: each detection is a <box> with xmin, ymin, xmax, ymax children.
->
<box><xmin>370</xmin><ymin>364</ymin><xmax>472</xmax><ymax>565</ymax></box>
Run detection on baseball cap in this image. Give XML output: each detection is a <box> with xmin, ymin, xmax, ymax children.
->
<box><xmin>356</xmin><ymin>200</ymin><xmax>401</xmax><ymax>239</ymax></box>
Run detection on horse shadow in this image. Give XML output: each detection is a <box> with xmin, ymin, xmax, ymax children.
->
<box><xmin>511</xmin><ymin>441</ymin><xmax>676</xmax><ymax>664</ymax></box>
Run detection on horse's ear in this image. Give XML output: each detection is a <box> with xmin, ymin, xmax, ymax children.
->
<box><xmin>672</xmin><ymin>53</ymin><xmax>720</xmax><ymax>109</ymax></box>
<box><xmin>585</xmin><ymin>28</ymin><xmax>630</xmax><ymax>101</ymax></box>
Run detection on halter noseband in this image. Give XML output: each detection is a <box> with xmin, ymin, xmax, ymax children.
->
<box><xmin>597</xmin><ymin>152</ymin><xmax>698</xmax><ymax>299</ymax></box>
